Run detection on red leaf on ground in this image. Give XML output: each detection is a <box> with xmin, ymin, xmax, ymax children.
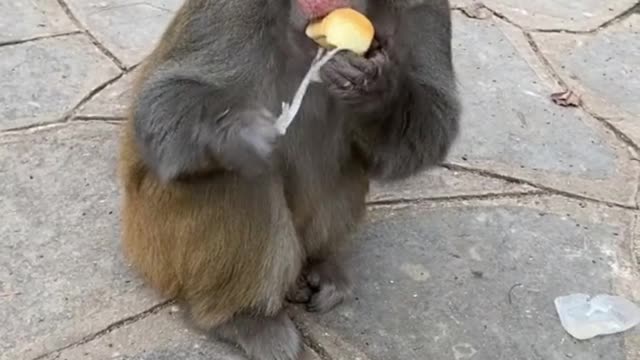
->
<box><xmin>551</xmin><ymin>90</ymin><xmax>582</xmax><ymax>107</ymax></box>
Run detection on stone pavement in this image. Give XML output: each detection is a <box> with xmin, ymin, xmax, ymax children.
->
<box><xmin>1</xmin><ymin>1</ymin><xmax>639</xmax><ymax>359</ymax></box>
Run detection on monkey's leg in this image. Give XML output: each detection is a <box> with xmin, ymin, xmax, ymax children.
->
<box><xmin>293</xmin><ymin>172</ymin><xmax>369</xmax><ymax>313</ymax></box>
<box><xmin>187</xmin><ymin>187</ymin><xmax>304</xmax><ymax>360</ymax></box>
<box><xmin>304</xmin><ymin>257</ymin><xmax>353</xmax><ymax>313</ymax></box>
<box><xmin>214</xmin><ymin>311</ymin><xmax>303</xmax><ymax>360</ymax></box>
<box><xmin>125</xmin><ymin>172</ymin><xmax>305</xmax><ymax>360</ymax></box>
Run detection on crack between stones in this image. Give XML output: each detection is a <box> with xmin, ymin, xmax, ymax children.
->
<box><xmin>453</xmin><ymin>1</ymin><xmax>640</xmax><ymax>34</ymax></box>
<box><xmin>55</xmin><ymin>0</ymin><xmax>127</xmax><ymax>70</ymax></box>
<box><xmin>31</xmin><ymin>300</ymin><xmax>174</xmax><ymax>360</ymax></box>
<box><xmin>587</xmin><ymin>111</ymin><xmax>640</xmax><ymax>152</ymax></box>
<box><xmin>630</xmin><ymin>214</ymin><xmax>640</xmax><ymax>267</ymax></box>
<box><xmin>1</xmin><ymin>119</ymin><xmax>72</xmax><ymax>134</ymax></box>
<box><xmin>522</xmin><ymin>32</ymin><xmax>640</xmax><ymax>153</ymax></box>
<box><xmin>366</xmin><ymin>190</ymin><xmax>547</xmax><ymax>208</ymax></box>
<box><xmin>64</xmin><ymin>61</ymin><xmax>141</xmax><ymax>122</ymax></box>
<box><xmin>0</xmin><ymin>31</ymin><xmax>84</xmax><ymax>48</ymax></box>
<box><xmin>455</xmin><ymin>2</ymin><xmax>640</xmax><ymax>154</ymax></box>
<box><xmin>66</xmin><ymin>71</ymin><xmax>127</xmax><ymax>116</ymax></box>
<box><xmin>633</xmin><ymin>214</ymin><xmax>640</xmax><ymax>266</ymax></box>
<box><xmin>443</xmin><ymin>163</ymin><xmax>638</xmax><ymax>210</ymax></box>
<box><xmin>634</xmin><ymin>172</ymin><xmax>640</xmax><ymax>209</ymax></box>
<box><xmin>452</xmin><ymin>4</ymin><xmax>525</xmax><ymax>29</ymax></box>
<box><xmin>92</xmin><ymin>2</ymin><xmax>173</xmax><ymax>14</ymax></box>
<box><xmin>0</xmin><ymin>69</ymin><xmax>129</xmax><ymax>134</ymax></box>
<box><xmin>596</xmin><ymin>1</ymin><xmax>640</xmax><ymax>29</ymax></box>
<box><xmin>292</xmin><ymin>316</ymin><xmax>333</xmax><ymax>360</ymax></box>
<box><xmin>533</xmin><ymin>1</ymin><xmax>640</xmax><ymax>34</ymax></box>
<box><xmin>0</xmin><ymin>116</ymin><xmax>122</xmax><ymax>135</ymax></box>
<box><xmin>64</xmin><ymin>61</ymin><xmax>140</xmax><ymax>123</ymax></box>
<box><xmin>72</xmin><ymin>115</ymin><xmax>126</xmax><ymax>122</ymax></box>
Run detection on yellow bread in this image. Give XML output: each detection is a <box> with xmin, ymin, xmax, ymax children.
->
<box><xmin>305</xmin><ymin>8</ymin><xmax>374</xmax><ymax>55</ymax></box>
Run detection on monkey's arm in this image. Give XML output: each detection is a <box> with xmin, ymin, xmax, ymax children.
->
<box><xmin>134</xmin><ymin>69</ymin><xmax>277</xmax><ymax>182</ymax></box>
<box><xmin>132</xmin><ymin>6</ymin><xmax>277</xmax><ymax>182</ymax></box>
<box><xmin>351</xmin><ymin>2</ymin><xmax>461</xmax><ymax>181</ymax></box>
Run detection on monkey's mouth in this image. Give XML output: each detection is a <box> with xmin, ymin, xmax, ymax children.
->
<box><xmin>298</xmin><ymin>0</ymin><xmax>351</xmax><ymax>20</ymax></box>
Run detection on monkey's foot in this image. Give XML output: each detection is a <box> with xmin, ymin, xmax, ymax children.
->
<box><xmin>289</xmin><ymin>260</ymin><xmax>352</xmax><ymax>313</ymax></box>
<box><xmin>214</xmin><ymin>311</ymin><xmax>303</xmax><ymax>360</ymax></box>
<box><xmin>287</xmin><ymin>273</ymin><xmax>314</xmax><ymax>304</ymax></box>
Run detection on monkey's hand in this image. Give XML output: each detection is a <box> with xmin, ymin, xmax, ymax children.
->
<box><xmin>320</xmin><ymin>48</ymin><xmax>398</xmax><ymax>113</ymax></box>
<box><xmin>215</xmin><ymin>108</ymin><xmax>281</xmax><ymax>177</ymax></box>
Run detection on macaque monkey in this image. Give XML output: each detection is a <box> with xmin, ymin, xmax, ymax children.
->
<box><xmin>118</xmin><ymin>0</ymin><xmax>460</xmax><ymax>359</ymax></box>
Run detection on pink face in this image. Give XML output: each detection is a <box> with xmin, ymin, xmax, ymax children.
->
<box><xmin>297</xmin><ymin>0</ymin><xmax>351</xmax><ymax>19</ymax></box>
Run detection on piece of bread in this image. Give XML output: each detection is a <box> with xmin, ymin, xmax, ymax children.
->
<box><xmin>305</xmin><ymin>8</ymin><xmax>375</xmax><ymax>55</ymax></box>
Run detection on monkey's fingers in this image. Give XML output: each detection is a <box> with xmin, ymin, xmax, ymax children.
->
<box><xmin>320</xmin><ymin>62</ymin><xmax>353</xmax><ymax>89</ymax></box>
<box><xmin>321</xmin><ymin>54</ymin><xmax>377</xmax><ymax>90</ymax></box>
<box><xmin>286</xmin><ymin>275</ymin><xmax>313</xmax><ymax>304</ymax></box>
<box><xmin>345</xmin><ymin>52</ymin><xmax>378</xmax><ymax>78</ymax></box>
<box><xmin>217</xmin><ymin>113</ymin><xmax>280</xmax><ymax>177</ymax></box>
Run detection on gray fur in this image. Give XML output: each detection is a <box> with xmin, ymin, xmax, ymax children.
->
<box><xmin>214</xmin><ymin>312</ymin><xmax>304</xmax><ymax>360</ymax></box>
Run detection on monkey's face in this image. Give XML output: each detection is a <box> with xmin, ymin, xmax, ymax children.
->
<box><xmin>294</xmin><ymin>0</ymin><xmax>367</xmax><ymax>19</ymax></box>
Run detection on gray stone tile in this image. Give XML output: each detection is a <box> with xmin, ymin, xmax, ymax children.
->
<box><xmin>43</xmin><ymin>307</ymin><xmax>321</xmax><ymax>360</ymax></box>
<box><xmin>449</xmin><ymin>14</ymin><xmax>639</xmax><ymax>205</ymax></box>
<box><xmin>40</xmin><ymin>307</ymin><xmax>244</xmax><ymax>360</ymax></box>
<box><xmin>481</xmin><ymin>0</ymin><xmax>638</xmax><ymax>31</ymax></box>
<box><xmin>0</xmin><ymin>34</ymin><xmax>121</xmax><ymax>130</ymax></box>
<box><xmin>78</xmin><ymin>67</ymin><xmax>140</xmax><ymax>118</ymax></box>
<box><xmin>534</xmin><ymin>15</ymin><xmax>640</xmax><ymax>145</ymax></box>
<box><xmin>0</xmin><ymin>1</ymin><xmax>77</xmax><ymax>43</ymax></box>
<box><xmin>296</xmin><ymin>197</ymin><xmax>640</xmax><ymax>360</ymax></box>
<box><xmin>0</xmin><ymin>123</ymin><xmax>160</xmax><ymax>360</ymax></box>
<box><xmin>369</xmin><ymin>167</ymin><xmax>537</xmax><ymax>203</ymax></box>
<box><xmin>65</xmin><ymin>0</ymin><xmax>183</xmax><ymax>67</ymax></box>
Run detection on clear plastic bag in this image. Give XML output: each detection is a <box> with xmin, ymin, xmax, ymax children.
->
<box><xmin>554</xmin><ymin>293</ymin><xmax>640</xmax><ymax>340</ymax></box>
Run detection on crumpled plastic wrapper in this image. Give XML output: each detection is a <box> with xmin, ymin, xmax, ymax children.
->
<box><xmin>554</xmin><ymin>293</ymin><xmax>640</xmax><ymax>340</ymax></box>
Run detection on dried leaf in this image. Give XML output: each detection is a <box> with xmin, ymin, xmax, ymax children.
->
<box><xmin>551</xmin><ymin>90</ymin><xmax>582</xmax><ymax>107</ymax></box>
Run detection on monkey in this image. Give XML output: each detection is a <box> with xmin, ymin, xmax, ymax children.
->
<box><xmin>117</xmin><ymin>0</ymin><xmax>460</xmax><ymax>359</ymax></box>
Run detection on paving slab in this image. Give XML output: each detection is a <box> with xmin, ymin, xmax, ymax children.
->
<box><xmin>42</xmin><ymin>306</ymin><xmax>322</xmax><ymax>360</ymax></box>
<box><xmin>369</xmin><ymin>167</ymin><xmax>537</xmax><ymax>203</ymax></box>
<box><xmin>0</xmin><ymin>1</ymin><xmax>77</xmax><ymax>44</ymax></box>
<box><xmin>0</xmin><ymin>123</ymin><xmax>162</xmax><ymax>360</ymax></box>
<box><xmin>64</xmin><ymin>0</ymin><xmax>183</xmax><ymax>67</ymax></box>
<box><xmin>77</xmin><ymin>67</ymin><xmax>140</xmax><ymax>118</ymax></box>
<box><xmin>449</xmin><ymin>13</ymin><xmax>639</xmax><ymax>206</ymax></box>
<box><xmin>0</xmin><ymin>34</ymin><xmax>121</xmax><ymax>130</ymax></box>
<box><xmin>479</xmin><ymin>0</ymin><xmax>638</xmax><ymax>32</ymax></box>
<box><xmin>295</xmin><ymin>196</ymin><xmax>640</xmax><ymax>360</ymax></box>
<box><xmin>533</xmin><ymin>15</ymin><xmax>640</xmax><ymax>146</ymax></box>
